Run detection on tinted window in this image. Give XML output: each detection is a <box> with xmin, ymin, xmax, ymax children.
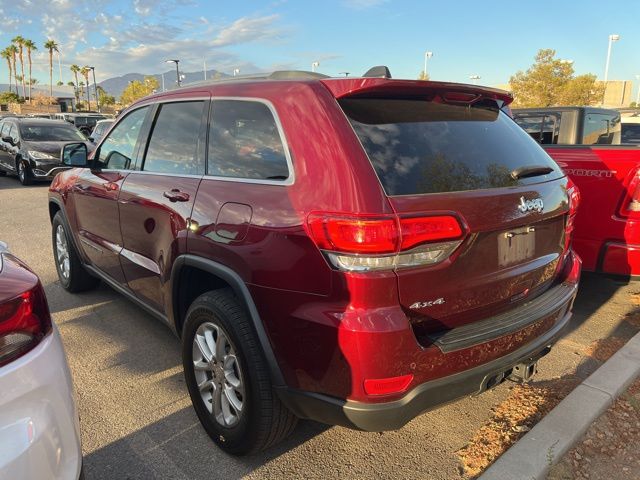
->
<box><xmin>97</xmin><ymin>107</ymin><xmax>148</xmax><ymax>170</ymax></box>
<box><xmin>622</xmin><ymin>123</ymin><xmax>640</xmax><ymax>145</ymax></box>
<box><xmin>19</xmin><ymin>124</ymin><xmax>86</xmax><ymax>141</ymax></box>
<box><xmin>142</xmin><ymin>101</ymin><xmax>205</xmax><ymax>175</ymax></box>
<box><xmin>7</xmin><ymin>124</ymin><xmax>16</xmax><ymax>141</ymax></box>
<box><xmin>208</xmin><ymin>100</ymin><xmax>289</xmax><ymax>180</ymax></box>
<box><xmin>513</xmin><ymin>112</ymin><xmax>560</xmax><ymax>144</ymax></box>
<box><xmin>583</xmin><ymin>112</ymin><xmax>621</xmax><ymax>145</ymax></box>
<box><xmin>0</xmin><ymin>123</ymin><xmax>6</xmax><ymax>136</ymax></box>
<box><xmin>340</xmin><ymin>98</ymin><xmax>562</xmax><ymax>195</ymax></box>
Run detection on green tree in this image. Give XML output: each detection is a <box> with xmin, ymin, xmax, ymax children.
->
<box><xmin>418</xmin><ymin>70</ymin><xmax>430</xmax><ymax>81</ymax></box>
<box><xmin>0</xmin><ymin>91</ymin><xmax>20</xmax><ymax>104</ymax></box>
<box><xmin>23</xmin><ymin>39</ymin><xmax>36</xmax><ymax>103</ymax></box>
<box><xmin>12</xmin><ymin>36</ymin><xmax>26</xmax><ymax>99</ymax></box>
<box><xmin>120</xmin><ymin>76</ymin><xmax>159</xmax><ymax>105</ymax></box>
<box><xmin>69</xmin><ymin>65</ymin><xmax>80</xmax><ymax>104</ymax></box>
<box><xmin>96</xmin><ymin>86</ymin><xmax>116</xmax><ymax>108</ymax></box>
<box><xmin>7</xmin><ymin>45</ymin><xmax>18</xmax><ymax>95</ymax></box>
<box><xmin>509</xmin><ymin>49</ymin><xmax>604</xmax><ymax>107</ymax></box>
<box><xmin>1</xmin><ymin>49</ymin><xmax>13</xmax><ymax>92</ymax></box>
<box><xmin>44</xmin><ymin>39</ymin><xmax>59</xmax><ymax>104</ymax></box>
<box><xmin>80</xmin><ymin>66</ymin><xmax>91</xmax><ymax>110</ymax></box>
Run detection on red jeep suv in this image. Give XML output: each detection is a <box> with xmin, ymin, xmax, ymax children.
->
<box><xmin>49</xmin><ymin>70</ymin><xmax>581</xmax><ymax>454</ymax></box>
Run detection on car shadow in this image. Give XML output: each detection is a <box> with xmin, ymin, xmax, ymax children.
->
<box><xmin>0</xmin><ymin>178</ymin><xmax>50</xmax><ymax>190</ymax></box>
<box><xmin>83</xmin><ymin>409</ymin><xmax>328</xmax><ymax>480</ymax></box>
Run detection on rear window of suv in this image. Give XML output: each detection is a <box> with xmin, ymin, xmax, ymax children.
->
<box><xmin>339</xmin><ymin>98</ymin><xmax>562</xmax><ymax>195</ymax></box>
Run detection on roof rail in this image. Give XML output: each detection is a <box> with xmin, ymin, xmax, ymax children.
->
<box><xmin>178</xmin><ymin>70</ymin><xmax>330</xmax><ymax>89</ymax></box>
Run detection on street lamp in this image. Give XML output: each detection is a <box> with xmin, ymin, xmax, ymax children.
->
<box><xmin>233</xmin><ymin>68</ymin><xmax>240</xmax><ymax>76</ymax></box>
<box><xmin>423</xmin><ymin>51</ymin><xmax>433</xmax><ymax>78</ymax></box>
<box><xmin>165</xmin><ymin>59</ymin><xmax>181</xmax><ymax>87</ymax></box>
<box><xmin>604</xmin><ymin>34</ymin><xmax>620</xmax><ymax>83</ymax></box>
<box><xmin>88</xmin><ymin>66</ymin><xmax>99</xmax><ymax>112</ymax></box>
<box><xmin>469</xmin><ymin>75</ymin><xmax>481</xmax><ymax>85</ymax></box>
<box><xmin>311</xmin><ymin>61</ymin><xmax>320</xmax><ymax>73</ymax></box>
<box><xmin>339</xmin><ymin>72</ymin><xmax>350</xmax><ymax>77</ymax></box>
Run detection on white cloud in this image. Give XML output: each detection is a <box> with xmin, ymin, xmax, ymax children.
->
<box><xmin>212</xmin><ymin>15</ymin><xmax>284</xmax><ymax>47</ymax></box>
<box><xmin>343</xmin><ymin>0</ymin><xmax>388</xmax><ymax>9</ymax></box>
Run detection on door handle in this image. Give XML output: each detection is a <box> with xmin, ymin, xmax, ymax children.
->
<box><xmin>163</xmin><ymin>189</ymin><xmax>190</xmax><ymax>202</ymax></box>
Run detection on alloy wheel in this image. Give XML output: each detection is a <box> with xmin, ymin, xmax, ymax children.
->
<box><xmin>55</xmin><ymin>224</ymin><xmax>70</xmax><ymax>280</ymax></box>
<box><xmin>192</xmin><ymin>322</ymin><xmax>245</xmax><ymax>427</ymax></box>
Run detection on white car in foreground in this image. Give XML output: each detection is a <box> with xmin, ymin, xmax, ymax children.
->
<box><xmin>0</xmin><ymin>243</ymin><xmax>82</xmax><ymax>479</ymax></box>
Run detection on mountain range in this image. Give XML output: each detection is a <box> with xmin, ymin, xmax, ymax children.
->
<box><xmin>97</xmin><ymin>69</ymin><xmax>230</xmax><ymax>98</ymax></box>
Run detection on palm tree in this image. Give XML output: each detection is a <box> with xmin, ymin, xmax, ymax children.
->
<box><xmin>7</xmin><ymin>45</ymin><xmax>18</xmax><ymax>95</ymax></box>
<box><xmin>80</xmin><ymin>66</ymin><xmax>91</xmax><ymax>110</ymax></box>
<box><xmin>1</xmin><ymin>49</ymin><xmax>12</xmax><ymax>92</ymax></box>
<box><xmin>44</xmin><ymin>39</ymin><xmax>59</xmax><ymax>105</ymax></box>
<box><xmin>24</xmin><ymin>39</ymin><xmax>36</xmax><ymax>103</ymax></box>
<box><xmin>12</xmin><ymin>36</ymin><xmax>26</xmax><ymax>100</ymax></box>
<box><xmin>70</xmin><ymin>64</ymin><xmax>80</xmax><ymax>105</ymax></box>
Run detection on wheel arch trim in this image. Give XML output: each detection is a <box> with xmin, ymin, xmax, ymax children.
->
<box><xmin>171</xmin><ymin>254</ymin><xmax>286</xmax><ymax>387</ymax></box>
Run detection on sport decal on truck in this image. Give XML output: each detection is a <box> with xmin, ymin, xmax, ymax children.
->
<box><xmin>563</xmin><ymin>168</ymin><xmax>617</xmax><ymax>178</ymax></box>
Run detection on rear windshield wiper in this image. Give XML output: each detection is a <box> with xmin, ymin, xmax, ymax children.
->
<box><xmin>510</xmin><ymin>165</ymin><xmax>554</xmax><ymax>180</ymax></box>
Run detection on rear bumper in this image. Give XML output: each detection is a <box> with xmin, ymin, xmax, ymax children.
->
<box><xmin>276</xmin><ymin>258</ymin><xmax>580</xmax><ymax>431</ymax></box>
<box><xmin>600</xmin><ymin>241</ymin><xmax>640</xmax><ymax>277</ymax></box>
<box><xmin>278</xmin><ymin>307</ymin><xmax>573</xmax><ymax>431</ymax></box>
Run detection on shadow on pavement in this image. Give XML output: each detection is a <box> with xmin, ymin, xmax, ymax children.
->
<box><xmin>83</xmin><ymin>408</ymin><xmax>328</xmax><ymax>480</ymax></box>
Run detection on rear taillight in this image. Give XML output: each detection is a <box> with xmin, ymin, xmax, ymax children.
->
<box><xmin>307</xmin><ymin>213</ymin><xmax>465</xmax><ymax>272</ymax></box>
<box><xmin>564</xmin><ymin>178</ymin><xmax>581</xmax><ymax>252</ymax></box>
<box><xmin>0</xmin><ymin>283</ymin><xmax>52</xmax><ymax>366</ymax></box>
<box><xmin>618</xmin><ymin>168</ymin><xmax>640</xmax><ymax>219</ymax></box>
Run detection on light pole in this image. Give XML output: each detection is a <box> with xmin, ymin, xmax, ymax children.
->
<box><xmin>423</xmin><ymin>51</ymin><xmax>433</xmax><ymax>79</ymax></box>
<box><xmin>339</xmin><ymin>72</ymin><xmax>350</xmax><ymax>77</ymax></box>
<box><xmin>88</xmin><ymin>66</ymin><xmax>99</xmax><ymax>112</ymax></box>
<box><xmin>233</xmin><ymin>68</ymin><xmax>240</xmax><ymax>76</ymax></box>
<box><xmin>604</xmin><ymin>34</ymin><xmax>620</xmax><ymax>83</ymax></box>
<box><xmin>469</xmin><ymin>75</ymin><xmax>481</xmax><ymax>85</ymax></box>
<box><xmin>166</xmin><ymin>59</ymin><xmax>181</xmax><ymax>87</ymax></box>
<box><xmin>311</xmin><ymin>61</ymin><xmax>320</xmax><ymax>73</ymax></box>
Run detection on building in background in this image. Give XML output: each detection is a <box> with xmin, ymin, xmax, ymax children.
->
<box><xmin>0</xmin><ymin>84</ymin><xmax>76</xmax><ymax>112</ymax></box>
<box><xmin>599</xmin><ymin>80</ymin><xmax>633</xmax><ymax>107</ymax></box>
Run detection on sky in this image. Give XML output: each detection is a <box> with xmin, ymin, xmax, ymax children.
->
<box><xmin>0</xmin><ymin>0</ymin><xmax>639</xmax><ymax>88</ymax></box>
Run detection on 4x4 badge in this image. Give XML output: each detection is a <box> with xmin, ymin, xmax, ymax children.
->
<box><xmin>409</xmin><ymin>298</ymin><xmax>445</xmax><ymax>310</ymax></box>
<box><xmin>518</xmin><ymin>196</ymin><xmax>544</xmax><ymax>213</ymax></box>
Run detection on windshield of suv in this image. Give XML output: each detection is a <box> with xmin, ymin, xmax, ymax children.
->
<box><xmin>339</xmin><ymin>97</ymin><xmax>563</xmax><ymax>195</ymax></box>
<box><xmin>20</xmin><ymin>124</ymin><xmax>87</xmax><ymax>142</ymax></box>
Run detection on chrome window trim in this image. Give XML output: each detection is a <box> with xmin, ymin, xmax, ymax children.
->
<box><xmin>204</xmin><ymin>96</ymin><xmax>295</xmax><ymax>186</ymax></box>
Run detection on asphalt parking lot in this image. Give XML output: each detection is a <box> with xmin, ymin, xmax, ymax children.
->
<box><xmin>1</xmin><ymin>175</ymin><xmax>638</xmax><ymax>480</ymax></box>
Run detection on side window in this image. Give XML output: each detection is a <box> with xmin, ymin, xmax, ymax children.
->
<box><xmin>513</xmin><ymin>113</ymin><xmax>560</xmax><ymax>144</ymax></box>
<box><xmin>208</xmin><ymin>100</ymin><xmax>289</xmax><ymax>181</ymax></box>
<box><xmin>97</xmin><ymin>107</ymin><xmax>149</xmax><ymax>170</ymax></box>
<box><xmin>583</xmin><ymin>113</ymin><xmax>621</xmax><ymax>145</ymax></box>
<box><xmin>142</xmin><ymin>101</ymin><xmax>205</xmax><ymax>175</ymax></box>
<box><xmin>0</xmin><ymin>123</ymin><xmax>6</xmax><ymax>136</ymax></box>
<box><xmin>7</xmin><ymin>124</ymin><xmax>16</xmax><ymax>142</ymax></box>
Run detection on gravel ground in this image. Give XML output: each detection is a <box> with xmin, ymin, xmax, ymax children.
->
<box><xmin>548</xmin><ymin>378</ymin><xmax>640</xmax><ymax>480</ymax></box>
<box><xmin>0</xmin><ymin>176</ymin><xmax>638</xmax><ymax>479</ymax></box>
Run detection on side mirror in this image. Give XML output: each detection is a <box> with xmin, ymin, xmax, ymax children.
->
<box><xmin>61</xmin><ymin>142</ymin><xmax>89</xmax><ymax>167</ymax></box>
<box><xmin>2</xmin><ymin>136</ymin><xmax>13</xmax><ymax>146</ymax></box>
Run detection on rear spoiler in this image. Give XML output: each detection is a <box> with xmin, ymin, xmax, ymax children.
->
<box><xmin>320</xmin><ymin>78</ymin><xmax>514</xmax><ymax>106</ymax></box>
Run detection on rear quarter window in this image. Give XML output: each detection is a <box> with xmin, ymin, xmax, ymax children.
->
<box><xmin>340</xmin><ymin>98</ymin><xmax>563</xmax><ymax>195</ymax></box>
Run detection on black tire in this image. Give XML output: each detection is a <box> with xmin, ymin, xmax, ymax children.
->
<box><xmin>0</xmin><ymin>169</ymin><xmax>6</xmax><ymax>176</ymax></box>
<box><xmin>52</xmin><ymin>212</ymin><xmax>100</xmax><ymax>292</ymax></box>
<box><xmin>182</xmin><ymin>288</ymin><xmax>297</xmax><ymax>455</ymax></box>
<box><xmin>17</xmin><ymin>159</ymin><xmax>33</xmax><ymax>186</ymax></box>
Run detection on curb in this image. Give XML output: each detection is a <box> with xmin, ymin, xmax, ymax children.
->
<box><xmin>480</xmin><ymin>330</ymin><xmax>640</xmax><ymax>480</ymax></box>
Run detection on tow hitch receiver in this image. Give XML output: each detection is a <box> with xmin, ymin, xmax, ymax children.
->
<box><xmin>508</xmin><ymin>361</ymin><xmax>538</xmax><ymax>383</ymax></box>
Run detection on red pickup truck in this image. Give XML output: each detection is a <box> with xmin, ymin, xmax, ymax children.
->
<box><xmin>513</xmin><ymin>107</ymin><xmax>640</xmax><ymax>277</ymax></box>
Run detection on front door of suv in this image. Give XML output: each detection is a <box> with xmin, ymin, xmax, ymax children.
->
<box><xmin>118</xmin><ymin>99</ymin><xmax>207</xmax><ymax>313</ymax></box>
<box><xmin>71</xmin><ymin>106</ymin><xmax>150</xmax><ymax>283</ymax></box>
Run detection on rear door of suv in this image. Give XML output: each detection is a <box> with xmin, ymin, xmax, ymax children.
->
<box><xmin>337</xmin><ymin>91</ymin><xmax>569</xmax><ymax>334</ymax></box>
<box><xmin>118</xmin><ymin>97</ymin><xmax>208</xmax><ymax>313</ymax></box>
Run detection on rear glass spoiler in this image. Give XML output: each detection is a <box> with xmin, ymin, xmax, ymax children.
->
<box><xmin>320</xmin><ymin>78</ymin><xmax>514</xmax><ymax>107</ymax></box>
